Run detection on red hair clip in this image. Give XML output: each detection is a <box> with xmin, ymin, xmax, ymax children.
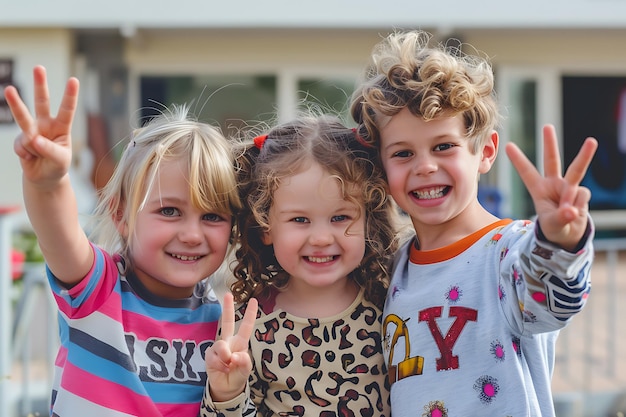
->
<box><xmin>352</xmin><ymin>127</ymin><xmax>373</xmax><ymax>148</ymax></box>
<box><xmin>254</xmin><ymin>134</ymin><xmax>268</xmax><ymax>149</ymax></box>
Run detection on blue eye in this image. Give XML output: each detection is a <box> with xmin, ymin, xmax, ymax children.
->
<box><xmin>292</xmin><ymin>217</ymin><xmax>309</xmax><ymax>223</ymax></box>
<box><xmin>331</xmin><ymin>215</ymin><xmax>349</xmax><ymax>222</ymax></box>
<box><xmin>203</xmin><ymin>213</ymin><xmax>227</xmax><ymax>222</ymax></box>
<box><xmin>434</xmin><ymin>143</ymin><xmax>454</xmax><ymax>151</ymax></box>
<box><xmin>392</xmin><ymin>150</ymin><xmax>413</xmax><ymax>158</ymax></box>
<box><xmin>160</xmin><ymin>207</ymin><xmax>179</xmax><ymax>217</ymax></box>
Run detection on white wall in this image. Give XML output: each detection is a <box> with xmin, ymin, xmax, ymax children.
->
<box><xmin>1</xmin><ymin>0</ymin><xmax>625</xmax><ymax>30</ymax></box>
<box><xmin>0</xmin><ymin>29</ymin><xmax>74</xmax><ymax>207</ymax></box>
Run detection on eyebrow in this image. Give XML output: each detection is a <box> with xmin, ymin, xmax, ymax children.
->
<box><xmin>276</xmin><ymin>203</ymin><xmax>360</xmax><ymax>215</ymax></box>
<box><xmin>146</xmin><ymin>195</ymin><xmax>187</xmax><ymax>207</ymax></box>
<box><xmin>383</xmin><ymin>133</ymin><xmax>461</xmax><ymax>149</ymax></box>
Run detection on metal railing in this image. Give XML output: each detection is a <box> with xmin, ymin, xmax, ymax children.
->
<box><xmin>553</xmin><ymin>237</ymin><xmax>626</xmax><ymax>417</ymax></box>
<box><xmin>11</xmin><ymin>262</ymin><xmax>57</xmax><ymax>417</ymax></box>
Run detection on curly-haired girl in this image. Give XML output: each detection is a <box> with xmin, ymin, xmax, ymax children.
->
<box><xmin>201</xmin><ymin>113</ymin><xmax>399</xmax><ymax>417</ymax></box>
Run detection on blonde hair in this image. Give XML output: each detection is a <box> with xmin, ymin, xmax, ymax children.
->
<box><xmin>351</xmin><ymin>29</ymin><xmax>501</xmax><ymax>154</ymax></box>
<box><xmin>231</xmin><ymin>113</ymin><xmax>398</xmax><ymax>309</ymax></box>
<box><xmin>88</xmin><ymin>105</ymin><xmax>241</xmax><ymax>270</ymax></box>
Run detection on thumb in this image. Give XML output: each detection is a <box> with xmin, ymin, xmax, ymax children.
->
<box><xmin>558</xmin><ymin>180</ymin><xmax>578</xmax><ymax>209</ymax></box>
<box><xmin>29</xmin><ymin>134</ymin><xmax>68</xmax><ymax>163</ymax></box>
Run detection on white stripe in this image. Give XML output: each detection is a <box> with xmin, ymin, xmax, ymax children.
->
<box><xmin>53</xmin><ymin>389</ymin><xmax>138</xmax><ymax>417</ymax></box>
<box><xmin>63</xmin><ymin>310</ymin><xmax>129</xmax><ymax>353</ymax></box>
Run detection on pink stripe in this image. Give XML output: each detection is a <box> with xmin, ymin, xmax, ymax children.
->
<box><xmin>123</xmin><ymin>311</ymin><xmax>218</xmax><ymax>343</ymax></box>
<box><xmin>54</xmin><ymin>292</ymin><xmax>74</xmax><ymax>317</ymax></box>
<box><xmin>159</xmin><ymin>402</ymin><xmax>201</xmax><ymax>417</ymax></box>
<box><xmin>61</xmin><ymin>361</ymin><xmax>160</xmax><ymax>416</ymax></box>
<box><xmin>159</xmin><ymin>401</ymin><xmax>200</xmax><ymax>417</ymax></box>
<box><xmin>98</xmin><ymin>288</ymin><xmax>122</xmax><ymax>319</ymax></box>
<box><xmin>69</xmin><ymin>253</ymin><xmax>118</xmax><ymax>318</ymax></box>
<box><xmin>54</xmin><ymin>249</ymin><xmax>118</xmax><ymax>319</ymax></box>
<box><xmin>55</xmin><ymin>345</ymin><xmax>68</xmax><ymax>367</ymax></box>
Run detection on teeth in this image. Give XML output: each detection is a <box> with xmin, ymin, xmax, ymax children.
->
<box><xmin>413</xmin><ymin>186</ymin><xmax>445</xmax><ymax>199</ymax></box>
<box><xmin>307</xmin><ymin>256</ymin><xmax>334</xmax><ymax>263</ymax></box>
<box><xmin>171</xmin><ymin>254</ymin><xmax>201</xmax><ymax>261</ymax></box>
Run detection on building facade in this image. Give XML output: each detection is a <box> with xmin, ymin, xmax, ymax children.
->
<box><xmin>1</xmin><ymin>0</ymin><xmax>626</xmax><ymax>229</ymax></box>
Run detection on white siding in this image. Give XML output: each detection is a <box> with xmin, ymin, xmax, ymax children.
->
<box><xmin>0</xmin><ymin>29</ymin><xmax>74</xmax><ymax>206</ymax></box>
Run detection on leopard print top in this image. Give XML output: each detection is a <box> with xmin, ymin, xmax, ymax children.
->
<box><xmin>201</xmin><ymin>288</ymin><xmax>391</xmax><ymax>417</ymax></box>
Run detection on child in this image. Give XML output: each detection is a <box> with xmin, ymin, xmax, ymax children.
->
<box><xmin>4</xmin><ymin>66</ymin><xmax>256</xmax><ymax>417</ymax></box>
<box><xmin>349</xmin><ymin>30</ymin><xmax>598</xmax><ymax>416</ymax></box>
<box><xmin>200</xmin><ymin>114</ymin><xmax>398</xmax><ymax>416</ymax></box>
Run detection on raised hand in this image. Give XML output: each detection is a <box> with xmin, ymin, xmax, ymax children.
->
<box><xmin>4</xmin><ymin>65</ymin><xmax>79</xmax><ymax>187</ymax></box>
<box><xmin>205</xmin><ymin>293</ymin><xmax>258</xmax><ymax>402</ymax></box>
<box><xmin>505</xmin><ymin>124</ymin><xmax>598</xmax><ymax>251</ymax></box>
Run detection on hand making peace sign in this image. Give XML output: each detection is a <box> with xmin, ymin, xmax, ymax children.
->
<box><xmin>4</xmin><ymin>65</ymin><xmax>79</xmax><ymax>187</ymax></box>
<box><xmin>205</xmin><ymin>293</ymin><xmax>258</xmax><ymax>402</ymax></box>
<box><xmin>505</xmin><ymin>124</ymin><xmax>598</xmax><ymax>252</ymax></box>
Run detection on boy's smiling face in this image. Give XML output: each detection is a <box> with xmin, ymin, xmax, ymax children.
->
<box><xmin>379</xmin><ymin>108</ymin><xmax>497</xmax><ymax>241</ymax></box>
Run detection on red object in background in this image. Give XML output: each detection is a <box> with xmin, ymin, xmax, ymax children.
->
<box><xmin>11</xmin><ymin>248</ymin><xmax>25</xmax><ymax>280</ymax></box>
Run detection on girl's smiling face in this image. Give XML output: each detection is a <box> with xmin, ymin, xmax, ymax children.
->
<box><xmin>125</xmin><ymin>158</ymin><xmax>232</xmax><ymax>299</ymax></box>
<box><xmin>262</xmin><ymin>161</ymin><xmax>365</xmax><ymax>293</ymax></box>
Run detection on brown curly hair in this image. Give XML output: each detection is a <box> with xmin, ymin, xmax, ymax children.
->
<box><xmin>230</xmin><ymin>113</ymin><xmax>399</xmax><ymax>310</ymax></box>
<box><xmin>350</xmin><ymin>30</ymin><xmax>501</xmax><ymax>155</ymax></box>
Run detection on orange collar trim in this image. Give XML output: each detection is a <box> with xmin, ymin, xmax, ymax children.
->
<box><xmin>410</xmin><ymin>218</ymin><xmax>514</xmax><ymax>265</ymax></box>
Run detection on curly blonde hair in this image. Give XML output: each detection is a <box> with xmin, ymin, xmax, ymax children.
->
<box><xmin>351</xmin><ymin>30</ymin><xmax>501</xmax><ymax>154</ymax></box>
<box><xmin>230</xmin><ymin>113</ymin><xmax>398</xmax><ymax>309</ymax></box>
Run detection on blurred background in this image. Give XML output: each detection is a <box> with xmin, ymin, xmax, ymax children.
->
<box><xmin>1</xmin><ymin>1</ymin><xmax>626</xmax><ymax>415</ymax></box>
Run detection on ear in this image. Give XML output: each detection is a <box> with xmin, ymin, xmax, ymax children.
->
<box><xmin>113</xmin><ymin>204</ymin><xmax>128</xmax><ymax>238</ymax></box>
<box><xmin>478</xmin><ymin>131</ymin><xmax>499</xmax><ymax>174</ymax></box>
<box><xmin>260</xmin><ymin>229</ymin><xmax>273</xmax><ymax>246</ymax></box>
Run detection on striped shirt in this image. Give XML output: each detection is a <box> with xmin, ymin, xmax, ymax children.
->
<box><xmin>47</xmin><ymin>244</ymin><xmax>221</xmax><ymax>417</ymax></box>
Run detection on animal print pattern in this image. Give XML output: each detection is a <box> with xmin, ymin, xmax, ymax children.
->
<box><xmin>200</xmin><ymin>288</ymin><xmax>391</xmax><ymax>417</ymax></box>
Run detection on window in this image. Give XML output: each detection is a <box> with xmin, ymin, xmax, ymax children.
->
<box><xmin>140</xmin><ymin>74</ymin><xmax>277</xmax><ymax>136</ymax></box>
<box><xmin>140</xmin><ymin>74</ymin><xmax>358</xmax><ymax>135</ymax></box>
<box><xmin>562</xmin><ymin>76</ymin><xmax>626</xmax><ymax>211</ymax></box>
<box><xmin>297</xmin><ymin>77</ymin><xmax>356</xmax><ymax>124</ymax></box>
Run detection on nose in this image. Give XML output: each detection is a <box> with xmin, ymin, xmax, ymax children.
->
<box><xmin>308</xmin><ymin>223</ymin><xmax>334</xmax><ymax>247</ymax></box>
<box><xmin>179</xmin><ymin>220</ymin><xmax>203</xmax><ymax>245</ymax></box>
<box><xmin>412</xmin><ymin>153</ymin><xmax>437</xmax><ymax>176</ymax></box>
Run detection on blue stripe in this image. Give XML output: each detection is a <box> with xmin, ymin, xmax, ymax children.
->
<box><xmin>65</xmin><ymin>328</ymin><xmax>210</xmax><ymax>400</ymax></box>
<box><xmin>548</xmin><ymin>274</ymin><xmax>589</xmax><ymax>295</ymax></box>
<box><xmin>552</xmin><ymin>299</ymin><xmax>583</xmax><ymax>311</ymax></box>
<box><xmin>47</xmin><ymin>247</ymin><xmax>111</xmax><ymax>307</ymax></box>
<box><xmin>143</xmin><ymin>380</ymin><xmax>204</xmax><ymax>403</ymax></box>
<box><xmin>69</xmin><ymin>327</ymin><xmax>137</xmax><ymax>372</ymax></box>
<box><xmin>120</xmin><ymin>290</ymin><xmax>222</xmax><ymax>324</ymax></box>
<box><xmin>568</xmin><ymin>262</ymin><xmax>591</xmax><ymax>287</ymax></box>
<box><xmin>66</xmin><ymin>333</ymin><xmax>145</xmax><ymax>394</ymax></box>
<box><xmin>551</xmin><ymin>291</ymin><xmax>584</xmax><ymax>304</ymax></box>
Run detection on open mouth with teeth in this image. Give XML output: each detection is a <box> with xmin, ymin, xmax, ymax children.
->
<box><xmin>306</xmin><ymin>255</ymin><xmax>337</xmax><ymax>263</ymax></box>
<box><xmin>412</xmin><ymin>186</ymin><xmax>450</xmax><ymax>200</ymax></box>
<box><xmin>170</xmin><ymin>253</ymin><xmax>203</xmax><ymax>261</ymax></box>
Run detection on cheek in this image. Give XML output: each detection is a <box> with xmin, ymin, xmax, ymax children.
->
<box><xmin>130</xmin><ymin>222</ymin><xmax>159</xmax><ymax>249</ymax></box>
<box><xmin>384</xmin><ymin>170</ymin><xmax>406</xmax><ymax>195</ymax></box>
<box><xmin>452</xmin><ymin>158</ymin><xmax>480</xmax><ymax>183</ymax></box>
<box><xmin>271</xmin><ymin>235</ymin><xmax>297</xmax><ymax>265</ymax></box>
<box><xmin>212</xmin><ymin>226</ymin><xmax>234</xmax><ymax>250</ymax></box>
<box><xmin>357</xmin><ymin>240</ymin><xmax>367</xmax><ymax>260</ymax></box>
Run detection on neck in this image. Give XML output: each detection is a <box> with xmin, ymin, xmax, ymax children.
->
<box><xmin>275</xmin><ymin>279</ymin><xmax>360</xmax><ymax>318</ymax></box>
